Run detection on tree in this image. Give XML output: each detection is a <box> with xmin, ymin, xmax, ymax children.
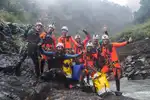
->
<box><xmin>134</xmin><ymin>0</ymin><xmax>150</xmax><ymax>23</ymax></box>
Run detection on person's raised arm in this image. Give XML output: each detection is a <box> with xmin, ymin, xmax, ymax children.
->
<box><xmin>52</xmin><ymin>34</ymin><xmax>56</xmax><ymax>49</ymax></box>
<box><xmin>82</xmin><ymin>30</ymin><xmax>91</xmax><ymax>44</ymax></box>
<box><xmin>112</xmin><ymin>41</ymin><xmax>128</xmax><ymax>47</ymax></box>
<box><xmin>103</xmin><ymin>26</ymin><xmax>109</xmax><ymax>36</ymax></box>
<box><xmin>58</xmin><ymin>36</ymin><xmax>62</xmax><ymax>43</ymax></box>
<box><xmin>70</xmin><ymin>36</ymin><xmax>80</xmax><ymax>46</ymax></box>
<box><xmin>112</xmin><ymin>37</ymin><xmax>132</xmax><ymax>47</ymax></box>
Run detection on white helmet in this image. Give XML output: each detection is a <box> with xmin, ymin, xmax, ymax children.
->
<box><xmin>86</xmin><ymin>42</ymin><xmax>93</xmax><ymax>47</ymax></box>
<box><xmin>48</xmin><ymin>24</ymin><xmax>55</xmax><ymax>29</ymax></box>
<box><xmin>35</xmin><ymin>22</ymin><xmax>43</xmax><ymax>26</ymax></box>
<box><xmin>75</xmin><ymin>34</ymin><xmax>81</xmax><ymax>39</ymax></box>
<box><xmin>93</xmin><ymin>34</ymin><xmax>99</xmax><ymax>40</ymax></box>
<box><xmin>61</xmin><ymin>26</ymin><xmax>68</xmax><ymax>31</ymax></box>
<box><xmin>102</xmin><ymin>34</ymin><xmax>109</xmax><ymax>40</ymax></box>
<box><xmin>56</xmin><ymin>43</ymin><xmax>64</xmax><ymax>48</ymax></box>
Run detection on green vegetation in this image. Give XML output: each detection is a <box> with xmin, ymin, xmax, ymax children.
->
<box><xmin>0</xmin><ymin>0</ymin><xmax>40</xmax><ymax>23</ymax></box>
<box><xmin>134</xmin><ymin>0</ymin><xmax>150</xmax><ymax>24</ymax></box>
<box><xmin>0</xmin><ymin>0</ymin><xmax>132</xmax><ymax>34</ymax></box>
<box><xmin>0</xmin><ymin>10</ymin><xmax>21</xmax><ymax>23</ymax></box>
<box><xmin>113</xmin><ymin>19</ymin><xmax>150</xmax><ymax>41</ymax></box>
<box><xmin>113</xmin><ymin>0</ymin><xmax>150</xmax><ymax>41</ymax></box>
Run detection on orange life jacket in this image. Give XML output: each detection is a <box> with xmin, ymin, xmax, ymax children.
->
<box><xmin>58</xmin><ymin>36</ymin><xmax>79</xmax><ymax>49</ymax></box>
<box><xmin>101</xmin><ymin>41</ymin><xmax>127</xmax><ymax>68</ymax></box>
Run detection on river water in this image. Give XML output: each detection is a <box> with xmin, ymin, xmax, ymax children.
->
<box><xmin>45</xmin><ymin>77</ymin><xmax>150</xmax><ymax>100</ymax></box>
<box><xmin>110</xmin><ymin>78</ymin><xmax>150</xmax><ymax>100</ymax></box>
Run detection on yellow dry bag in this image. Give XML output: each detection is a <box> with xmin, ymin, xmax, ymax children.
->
<box><xmin>62</xmin><ymin>59</ymin><xmax>73</xmax><ymax>78</ymax></box>
<box><xmin>92</xmin><ymin>72</ymin><xmax>110</xmax><ymax>96</ymax></box>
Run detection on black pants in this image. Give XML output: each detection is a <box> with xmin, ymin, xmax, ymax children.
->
<box><xmin>27</xmin><ymin>43</ymin><xmax>40</xmax><ymax>77</ymax></box>
<box><xmin>40</xmin><ymin>59</ymin><xmax>45</xmax><ymax>74</ymax></box>
<box><xmin>40</xmin><ymin>58</ymin><xmax>52</xmax><ymax>74</ymax></box>
<box><xmin>30</xmin><ymin>52</ymin><xmax>40</xmax><ymax>77</ymax></box>
<box><xmin>15</xmin><ymin>43</ymin><xmax>40</xmax><ymax>77</ymax></box>
<box><xmin>15</xmin><ymin>50</ymin><xmax>40</xmax><ymax>77</ymax></box>
<box><xmin>115</xmin><ymin>68</ymin><xmax>120</xmax><ymax>92</ymax></box>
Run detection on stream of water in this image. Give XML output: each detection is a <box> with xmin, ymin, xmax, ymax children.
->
<box><xmin>110</xmin><ymin>78</ymin><xmax>150</xmax><ymax>100</ymax></box>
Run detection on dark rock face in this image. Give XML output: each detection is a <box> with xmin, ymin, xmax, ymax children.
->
<box><xmin>119</xmin><ymin>39</ymin><xmax>150</xmax><ymax>80</ymax></box>
<box><xmin>0</xmin><ymin>21</ymin><xmax>31</xmax><ymax>54</ymax></box>
<box><xmin>0</xmin><ymin>55</ymin><xmax>54</xmax><ymax>100</ymax></box>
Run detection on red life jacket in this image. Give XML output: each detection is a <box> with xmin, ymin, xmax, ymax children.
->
<box><xmin>74</xmin><ymin>34</ymin><xmax>90</xmax><ymax>54</ymax></box>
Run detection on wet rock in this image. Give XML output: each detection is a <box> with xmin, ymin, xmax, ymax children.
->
<box><xmin>0</xmin><ymin>54</ymin><xmax>135</xmax><ymax>100</ymax></box>
<box><xmin>133</xmin><ymin>61</ymin><xmax>144</xmax><ymax>68</ymax></box>
<box><xmin>0</xmin><ymin>54</ymin><xmax>21</xmax><ymax>74</ymax></box>
<box><xmin>0</xmin><ymin>20</ymin><xmax>32</xmax><ymax>55</ymax></box>
<box><xmin>47</xmin><ymin>88</ymin><xmax>134</xmax><ymax>100</ymax></box>
<box><xmin>126</xmin><ymin>56</ymin><xmax>133</xmax><ymax>62</ymax></box>
<box><xmin>120</xmin><ymin>39</ymin><xmax>150</xmax><ymax>80</ymax></box>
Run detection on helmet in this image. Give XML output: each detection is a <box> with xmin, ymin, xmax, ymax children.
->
<box><xmin>93</xmin><ymin>34</ymin><xmax>99</xmax><ymax>40</ymax></box>
<box><xmin>75</xmin><ymin>34</ymin><xmax>81</xmax><ymax>39</ymax></box>
<box><xmin>86</xmin><ymin>42</ymin><xmax>93</xmax><ymax>47</ymax></box>
<box><xmin>102</xmin><ymin>34</ymin><xmax>109</xmax><ymax>40</ymax></box>
<box><xmin>56</xmin><ymin>43</ymin><xmax>64</xmax><ymax>48</ymax></box>
<box><xmin>35</xmin><ymin>22</ymin><xmax>43</xmax><ymax>26</ymax></box>
<box><xmin>48</xmin><ymin>24</ymin><xmax>55</xmax><ymax>29</ymax></box>
<box><xmin>61</xmin><ymin>26</ymin><xmax>68</xmax><ymax>31</ymax></box>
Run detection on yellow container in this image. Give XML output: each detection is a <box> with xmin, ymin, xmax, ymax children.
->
<box><xmin>92</xmin><ymin>72</ymin><xmax>110</xmax><ymax>96</ymax></box>
<box><xmin>62</xmin><ymin>59</ymin><xmax>73</xmax><ymax>78</ymax></box>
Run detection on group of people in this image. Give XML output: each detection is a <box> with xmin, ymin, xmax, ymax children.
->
<box><xmin>24</xmin><ymin>22</ymin><xmax>132</xmax><ymax>96</ymax></box>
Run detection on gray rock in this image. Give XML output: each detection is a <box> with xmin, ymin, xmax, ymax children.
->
<box><xmin>131</xmin><ymin>62</ymin><xmax>135</xmax><ymax>64</ymax></box>
<box><xmin>120</xmin><ymin>39</ymin><xmax>150</xmax><ymax>80</ymax></box>
<box><xmin>138</xmin><ymin>57</ymin><xmax>145</xmax><ymax>62</ymax></box>
<box><xmin>126</xmin><ymin>56</ymin><xmax>133</xmax><ymax>62</ymax></box>
<box><xmin>126</xmin><ymin>67</ymin><xmax>133</xmax><ymax>72</ymax></box>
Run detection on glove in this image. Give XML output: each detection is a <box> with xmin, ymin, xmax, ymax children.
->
<box><xmin>83</xmin><ymin>29</ymin><xmax>88</xmax><ymax>35</ymax></box>
<box><xmin>37</xmin><ymin>42</ymin><xmax>42</xmax><ymax>46</ymax></box>
<box><xmin>127</xmin><ymin>37</ymin><xmax>133</xmax><ymax>44</ymax></box>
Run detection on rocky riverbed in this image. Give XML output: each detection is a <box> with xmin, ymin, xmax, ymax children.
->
<box><xmin>0</xmin><ymin>54</ymin><xmax>136</xmax><ymax>100</ymax></box>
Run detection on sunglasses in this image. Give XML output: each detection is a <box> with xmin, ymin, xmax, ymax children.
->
<box><xmin>62</xmin><ymin>30</ymin><xmax>68</xmax><ymax>33</ymax></box>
